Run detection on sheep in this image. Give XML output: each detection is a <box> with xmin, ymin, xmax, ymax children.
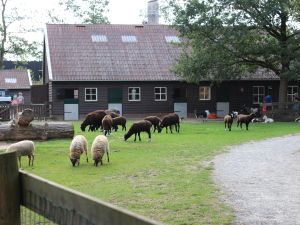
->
<box><xmin>236</xmin><ymin>113</ymin><xmax>256</xmax><ymax>130</ymax></box>
<box><xmin>144</xmin><ymin>116</ymin><xmax>162</xmax><ymax>133</ymax></box>
<box><xmin>105</xmin><ymin>110</ymin><xmax>119</xmax><ymax>118</ymax></box>
<box><xmin>102</xmin><ymin>115</ymin><xmax>113</xmax><ymax>136</ymax></box>
<box><xmin>6</xmin><ymin>140</ymin><xmax>35</xmax><ymax>167</ymax></box>
<box><xmin>124</xmin><ymin>120</ymin><xmax>152</xmax><ymax>142</ymax></box>
<box><xmin>80</xmin><ymin>110</ymin><xmax>107</xmax><ymax>132</ymax></box>
<box><xmin>158</xmin><ymin>113</ymin><xmax>180</xmax><ymax>133</ymax></box>
<box><xmin>69</xmin><ymin>135</ymin><xmax>88</xmax><ymax>167</ymax></box>
<box><xmin>112</xmin><ymin>116</ymin><xmax>127</xmax><ymax>131</ymax></box>
<box><xmin>91</xmin><ymin>135</ymin><xmax>110</xmax><ymax>166</ymax></box>
<box><xmin>262</xmin><ymin>115</ymin><xmax>274</xmax><ymax>123</ymax></box>
<box><xmin>224</xmin><ymin>113</ymin><xmax>234</xmax><ymax>131</ymax></box>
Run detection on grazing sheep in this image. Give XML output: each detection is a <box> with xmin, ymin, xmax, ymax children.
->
<box><xmin>236</xmin><ymin>113</ymin><xmax>256</xmax><ymax>130</ymax></box>
<box><xmin>144</xmin><ymin>116</ymin><xmax>162</xmax><ymax>133</ymax></box>
<box><xmin>158</xmin><ymin>113</ymin><xmax>180</xmax><ymax>133</ymax></box>
<box><xmin>80</xmin><ymin>110</ymin><xmax>107</xmax><ymax>132</ymax></box>
<box><xmin>112</xmin><ymin>116</ymin><xmax>127</xmax><ymax>131</ymax></box>
<box><xmin>102</xmin><ymin>115</ymin><xmax>113</xmax><ymax>136</ymax></box>
<box><xmin>224</xmin><ymin>113</ymin><xmax>234</xmax><ymax>131</ymax></box>
<box><xmin>6</xmin><ymin>140</ymin><xmax>35</xmax><ymax>167</ymax></box>
<box><xmin>91</xmin><ymin>135</ymin><xmax>110</xmax><ymax>166</ymax></box>
<box><xmin>69</xmin><ymin>135</ymin><xmax>88</xmax><ymax>167</ymax></box>
<box><xmin>124</xmin><ymin>120</ymin><xmax>152</xmax><ymax>142</ymax></box>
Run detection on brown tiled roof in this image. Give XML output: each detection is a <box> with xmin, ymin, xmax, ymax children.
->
<box><xmin>0</xmin><ymin>70</ymin><xmax>31</xmax><ymax>89</ymax></box>
<box><xmin>45</xmin><ymin>24</ymin><xmax>281</xmax><ymax>82</ymax></box>
<box><xmin>45</xmin><ymin>24</ymin><xmax>182</xmax><ymax>81</ymax></box>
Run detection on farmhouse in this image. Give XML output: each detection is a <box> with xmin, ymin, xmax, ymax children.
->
<box><xmin>43</xmin><ymin>24</ymin><xmax>299</xmax><ymax>120</ymax></box>
<box><xmin>0</xmin><ymin>69</ymin><xmax>32</xmax><ymax>104</ymax></box>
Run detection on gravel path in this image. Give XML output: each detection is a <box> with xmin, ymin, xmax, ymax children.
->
<box><xmin>213</xmin><ymin>134</ymin><xmax>300</xmax><ymax>225</ymax></box>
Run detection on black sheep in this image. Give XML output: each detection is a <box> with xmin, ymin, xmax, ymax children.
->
<box><xmin>144</xmin><ymin>116</ymin><xmax>162</xmax><ymax>133</ymax></box>
<box><xmin>158</xmin><ymin>113</ymin><xmax>180</xmax><ymax>133</ymax></box>
<box><xmin>112</xmin><ymin>116</ymin><xmax>127</xmax><ymax>131</ymax></box>
<box><xmin>124</xmin><ymin>120</ymin><xmax>152</xmax><ymax>142</ymax></box>
<box><xmin>80</xmin><ymin>110</ymin><xmax>106</xmax><ymax>132</ymax></box>
<box><xmin>237</xmin><ymin>113</ymin><xmax>256</xmax><ymax>130</ymax></box>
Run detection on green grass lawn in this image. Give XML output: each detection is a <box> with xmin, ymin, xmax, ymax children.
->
<box><xmin>21</xmin><ymin>121</ymin><xmax>300</xmax><ymax>225</ymax></box>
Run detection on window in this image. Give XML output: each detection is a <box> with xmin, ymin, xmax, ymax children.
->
<box><xmin>0</xmin><ymin>90</ymin><xmax>5</xmax><ymax>97</ymax></box>
<box><xmin>128</xmin><ymin>87</ymin><xmax>140</xmax><ymax>101</ymax></box>
<box><xmin>165</xmin><ymin>36</ymin><xmax>180</xmax><ymax>43</ymax></box>
<box><xmin>122</xmin><ymin>35</ymin><xmax>137</xmax><ymax>42</ymax></box>
<box><xmin>85</xmin><ymin>88</ymin><xmax>97</xmax><ymax>101</ymax></box>
<box><xmin>154</xmin><ymin>87</ymin><xmax>167</xmax><ymax>101</ymax></box>
<box><xmin>5</xmin><ymin>78</ymin><xmax>17</xmax><ymax>83</ymax></box>
<box><xmin>91</xmin><ymin>35</ymin><xmax>107</xmax><ymax>42</ymax></box>
<box><xmin>253</xmin><ymin>86</ymin><xmax>265</xmax><ymax>104</ymax></box>
<box><xmin>199</xmin><ymin>86</ymin><xmax>211</xmax><ymax>100</ymax></box>
<box><xmin>287</xmin><ymin>86</ymin><xmax>298</xmax><ymax>102</ymax></box>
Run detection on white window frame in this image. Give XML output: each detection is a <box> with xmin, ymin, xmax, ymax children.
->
<box><xmin>91</xmin><ymin>34</ymin><xmax>107</xmax><ymax>42</ymax></box>
<box><xmin>199</xmin><ymin>86</ymin><xmax>211</xmax><ymax>100</ymax></box>
<box><xmin>287</xmin><ymin>85</ymin><xmax>298</xmax><ymax>102</ymax></box>
<box><xmin>154</xmin><ymin>87</ymin><xmax>167</xmax><ymax>101</ymax></box>
<box><xmin>128</xmin><ymin>87</ymin><xmax>141</xmax><ymax>102</ymax></box>
<box><xmin>85</xmin><ymin>88</ymin><xmax>97</xmax><ymax>102</ymax></box>
<box><xmin>122</xmin><ymin>35</ymin><xmax>137</xmax><ymax>42</ymax></box>
<box><xmin>165</xmin><ymin>36</ymin><xmax>180</xmax><ymax>43</ymax></box>
<box><xmin>252</xmin><ymin>86</ymin><xmax>265</xmax><ymax>104</ymax></box>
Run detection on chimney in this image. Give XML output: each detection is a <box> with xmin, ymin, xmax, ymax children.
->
<box><xmin>147</xmin><ymin>0</ymin><xmax>159</xmax><ymax>24</ymax></box>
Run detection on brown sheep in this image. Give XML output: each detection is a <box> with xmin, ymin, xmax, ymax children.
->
<box><xmin>102</xmin><ymin>115</ymin><xmax>113</xmax><ymax>136</ymax></box>
<box><xmin>144</xmin><ymin>116</ymin><xmax>162</xmax><ymax>133</ymax></box>
<box><xmin>124</xmin><ymin>120</ymin><xmax>152</xmax><ymax>142</ymax></box>
<box><xmin>237</xmin><ymin>113</ymin><xmax>256</xmax><ymax>130</ymax></box>
<box><xmin>112</xmin><ymin>116</ymin><xmax>127</xmax><ymax>131</ymax></box>
<box><xmin>224</xmin><ymin>114</ymin><xmax>234</xmax><ymax>131</ymax></box>
<box><xmin>158</xmin><ymin>113</ymin><xmax>180</xmax><ymax>133</ymax></box>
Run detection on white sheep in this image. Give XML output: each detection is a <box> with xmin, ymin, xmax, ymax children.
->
<box><xmin>262</xmin><ymin>115</ymin><xmax>274</xmax><ymax>123</ymax></box>
<box><xmin>6</xmin><ymin>140</ymin><xmax>35</xmax><ymax>167</ymax></box>
<box><xmin>69</xmin><ymin>135</ymin><xmax>88</xmax><ymax>167</ymax></box>
<box><xmin>91</xmin><ymin>135</ymin><xmax>110</xmax><ymax>167</ymax></box>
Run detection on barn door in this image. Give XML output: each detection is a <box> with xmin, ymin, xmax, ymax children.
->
<box><xmin>108</xmin><ymin>88</ymin><xmax>123</xmax><ymax>115</ymax></box>
<box><xmin>64</xmin><ymin>99</ymin><xmax>79</xmax><ymax>121</ymax></box>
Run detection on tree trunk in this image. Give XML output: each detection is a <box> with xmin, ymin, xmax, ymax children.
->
<box><xmin>0</xmin><ymin>122</ymin><xmax>74</xmax><ymax>141</ymax></box>
<box><xmin>278</xmin><ymin>78</ymin><xmax>288</xmax><ymax>110</ymax></box>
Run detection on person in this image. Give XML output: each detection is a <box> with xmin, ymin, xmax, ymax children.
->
<box><xmin>17</xmin><ymin>92</ymin><xmax>24</xmax><ymax>105</ymax></box>
<box><xmin>264</xmin><ymin>94</ymin><xmax>273</xmax><ymax>111</ymax></box>
<box><xmin>10</xmin><ymin>95</ymin><xmax>18</xmax><ymax>119</ymax></box>
<box><xmin>264</xmin><ymin>94</ymin><xmax>272</xmax><ymax>104</ymax></box>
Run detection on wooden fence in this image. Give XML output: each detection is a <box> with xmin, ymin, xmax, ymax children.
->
<box><xmin>0</xmin><ymin>151</ymin><xmax>164</xmax><ymax>225</ymax></box>
<box><xmin>0</xmin><ymin>103</ymin><xmax>50</xmax><ymax>121</ymax></box>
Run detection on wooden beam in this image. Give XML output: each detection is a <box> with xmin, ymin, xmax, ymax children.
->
<box><xmin>0</xmin><ymin>152</ymin><xmax>21</xmax><ymax>225</ymax></box>
<box><xmin>20</xmin><ymin>171</ymin><xmax>164</xmax><ymax>225</ymax></box>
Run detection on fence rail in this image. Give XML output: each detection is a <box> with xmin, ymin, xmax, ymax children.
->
<box><xmin>0</xmin><ymin>151</ymin><xmax>163</xmax><ymax>225</ymax></box>
<box><xmin>0</xmin><ymin>103</ymin><xmax>50</xmax><ymax>121</ymax></box>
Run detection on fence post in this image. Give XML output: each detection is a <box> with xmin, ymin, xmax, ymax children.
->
<box><xmin>0</xmin><ymin>151</ymin><xmax>21</xmax><ymax>225</ymax></box>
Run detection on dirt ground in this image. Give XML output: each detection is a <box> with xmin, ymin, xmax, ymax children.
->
<box><xmin>213</xmin><ymin>134</ymin><xmax>300</xmax><ymax>225</ymax></box>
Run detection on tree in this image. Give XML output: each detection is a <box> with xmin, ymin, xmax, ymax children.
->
<box><xmin>0</xmin><ymin>0</ymin><xmax>40</xmax><ymax>69</ymax></box>
<box><xmin>59</xmin><ymin>0</ymin><xmax>110</xmax><ymax>24</ymax></box>
<box><xmin>164</xmin><ymin>0</ymin><xmax>300</xmax><ymax>109</ymax></box>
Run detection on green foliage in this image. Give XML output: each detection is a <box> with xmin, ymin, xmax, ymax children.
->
<box><xmin>0</xmin><ymin>0</ymin><xmax>41</xmax><ymax>67</ymax></box>
<box><xmin>21</xmin><ymin>120</ymin><xmax>300</xmax><ymax>225</ymax></box>
<box><xmin>59</xmin><ymin>0</ymin><xmax>110</xmax><ymax>24</ymax></box>
<box><xmin>164</xmin><ymin>0</ymin><xmax>300</xmax><ymax>106</ymax></box>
